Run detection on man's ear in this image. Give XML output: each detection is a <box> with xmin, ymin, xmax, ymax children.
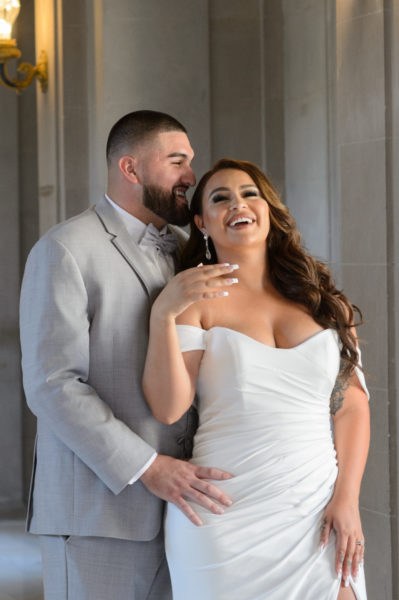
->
<box><xmin>118</xmin><ymin>155</ymin><xmax>139</xmax><ymax>183</ymax></box>
<box><xmin>193</xmin><ymin>214</ymin><xmax>204</xmax><ymax>231</ymax></box>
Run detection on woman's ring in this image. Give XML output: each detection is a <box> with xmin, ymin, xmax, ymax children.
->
<box><xmin>355</xmin><ymin>541</ymin><xmax>365</xmax><ymax>546</ymax></box>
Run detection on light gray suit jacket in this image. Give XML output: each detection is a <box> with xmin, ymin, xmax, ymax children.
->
<box><xmin>20</xmin><ymin>196</ymin><xmax>197</xmax><ymax>542</ymax></box>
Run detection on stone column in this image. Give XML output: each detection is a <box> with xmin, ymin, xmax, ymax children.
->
<box><xmin>336</xmin><ymin>1</ymin><xmax>396</xmax><ymax>597</ymax></box>
<box><xmin>282</xmin><ymin>0</ymin><xmax>332</xmax><ymax>263</ymax></box>
<box><xmin>88</xmin><ymin>0</ymin><xmax>212</xmax><ymax>202</ymax></box>
<box><xmin>0</xmin><ymin>3</ymin><xmax>26</xmax><ymax>512</ymax></box>
<box><xmin>385</xmin><ymin>0</ymin><xmax>399</xmax><ymax>596</ymax></box>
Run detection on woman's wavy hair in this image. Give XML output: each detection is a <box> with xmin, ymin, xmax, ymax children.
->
<box><xmin>181</xmin><ymin>158</ymin><xmax>362</xmax><ymax>376</ymax></box>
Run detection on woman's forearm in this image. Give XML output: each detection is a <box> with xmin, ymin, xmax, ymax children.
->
<box><xmin>142</xmin><ymin>313</ymin><xmax>196</xmax><ymax>424</ymax></box>
<box><xmin>142</xmin><ymin>263</ymin><xmax>238</xmax><ymax>423</ymax></box>
<box><xmin>332</xmin><ymin>397</ymin><xmax>370</xmax><ymax>502</ymax></box>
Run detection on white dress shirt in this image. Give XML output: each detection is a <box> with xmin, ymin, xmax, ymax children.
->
<box><xmin>105</xmin><ymin>194</ymin><xmax>177</xmax><ymax>484</ymax></box>
<box><xmin>105</xmin><ymin>194</ymin><xmax>175</xmax><ymax>285</ymax></box>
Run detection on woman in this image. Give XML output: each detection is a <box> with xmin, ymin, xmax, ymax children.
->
<box><xmin>143</xmin><ymin>159</ymin><xmax>370</xmax><ymax>599</ymax></box>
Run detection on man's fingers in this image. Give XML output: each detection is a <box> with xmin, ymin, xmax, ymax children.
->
<box><xmin>173</xmin><ymin>496</ymin><xmax>203</xmax><ymax>527</ymax></box>
<box><xmin>172</xmin><ymin>485</ymin><xmax>229</xmax><ymax>526</ymax></box>
<box><xmin>142</xmin><ymin>457</ymin><xmax>235</xmax><ymax>525</ymax></box>
<box><xmin>192</xmin><ymin>478</ymin><xmax>233</xmax><ymax>507</ymax></box>
<box><xmin>195</xmin><ymin>466</ymin><xmax>234</xmax><ymax>481</ymax></box>
<box><xmin>186</xmin><ymin>488</ymin><xmax>226</xmax><ymax>514</ymax></box>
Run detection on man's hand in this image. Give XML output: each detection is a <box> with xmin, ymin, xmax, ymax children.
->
<box><xmin>140</xmin><ymin>455</ymin><xmax>234</xmax><ymax>526</ymax></box>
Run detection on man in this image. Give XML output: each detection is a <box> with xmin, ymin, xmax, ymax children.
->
<box><xmin>20</xmin><ymin>111</ymin><xmax>232</xmax><ymax>599</ymax></box>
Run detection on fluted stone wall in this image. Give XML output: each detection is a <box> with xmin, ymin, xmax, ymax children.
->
<box><xmin>87</xmin><ymin>0</ymin><xmax>212</xmax><ymax>205</ymax></box>
<box><xmin>335</xmin><ymin>2</ymin><xmax>397</xmax><ymax>598</ymax></box>
<box><xmin>0</xmin><ymin>0</ymin><xmax>397</xmax><ymax>597</ymax></box>
<box><xmin>280</xmin><ymin>2</ymin><xmax>399</xmax><ymax>597</ymax></box>
<box><xmin>0</xmin><ymin>0</ymin><xmax>38</xmax><ymax>511</ymax></box>
<box><xmin>0</xmin><ymin>77</ymin><xmax>23</xmax><ymax>510</ymax></box>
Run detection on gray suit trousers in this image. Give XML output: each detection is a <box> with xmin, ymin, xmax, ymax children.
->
<box><xmin>39</xmin><ymin>532</ymin><xmax>171</xmax><ymax>600</ymax></box>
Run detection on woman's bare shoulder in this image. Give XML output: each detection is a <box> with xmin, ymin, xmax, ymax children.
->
<box><xmin>175</xmin><ymin>296</ymin><xmax>223</xmax><ymax>329</ymax></box>
<box><xmin>175</xmin><ymin>302</ymin><xmax>203</xmax><ymax>327</ymax></box>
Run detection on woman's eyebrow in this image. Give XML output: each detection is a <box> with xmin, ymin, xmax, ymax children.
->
<box><xmin>209</xmin><ymin>184</ymin><xmax>259</xmax><ymax>198</ymax></box>
<box><xmin>209</xmin><ymin>186</ymin><xmax>229</xmax><ymax>197</ymax></box>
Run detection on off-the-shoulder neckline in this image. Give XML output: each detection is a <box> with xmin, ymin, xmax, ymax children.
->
<box><xmin>176</xmin><ymin>324</ymin><xmax>336</xmax><ymax>351</ymax></box>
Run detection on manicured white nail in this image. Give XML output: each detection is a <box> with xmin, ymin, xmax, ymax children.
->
<box><xmin>344</xmin><ymin>576</ymin><xmax>349</xmax><ymax>587</ymax></box>
<box><xmin>230</xmin><ymin>264</ymin><xmax>239</xmax><ymax>270</ymax></box>
<box><xmin>219</xmin><ymin>291</ymin><xmax>229</xmax><ymax>296</ymax></box>
<box><xmin>318</xmin><ymin>542</ymin><xmax>324</xmax><ymax>552</ymax></box>
<box><xmin>227</xmin><ymin>278</ymin><xmax>239</xmax><ymax>284</ymax></box>
<box><xmin>214</xmin><ymin>506</ymin><xmax>224</xmax><ymax>514</ymax></box>
<box><xmin>197</xmin><ymin>262</ymin><xmax>203</xmax><ymax>267</ymax></box>
<box><xmin>337</xmin><ymin>569</ymin><xmax>342</xmax><ymax>580</ymax></box>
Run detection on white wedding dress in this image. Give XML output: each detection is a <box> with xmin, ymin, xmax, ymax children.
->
<box><xmin>165</xmin><ymin>325</ymin><xmax>368</xmax><ymax>600</ymax></box>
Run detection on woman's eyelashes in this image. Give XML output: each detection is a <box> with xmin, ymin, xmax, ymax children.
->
<box><xmin>210</xmin><ymin>189</ymin><xmax>259</xmax><ymax>204</ymax></box>
<box><xmin>211</xmin><ymin>194</ymin><xmax>229</xmax><ymax>203</ymax></box>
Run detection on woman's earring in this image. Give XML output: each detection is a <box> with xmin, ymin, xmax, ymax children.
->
<box><xmin>202</xmin><ymin>230</ymin><xmax>212</xmax><ymax>260</ymax></box>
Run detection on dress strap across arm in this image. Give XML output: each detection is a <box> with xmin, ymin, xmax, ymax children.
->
<box><xmin>176</xmin><ymin>324</ymin><xmax>206</xmax><ymax>352</ymax></box>
<box><xmin>355</xmin><ymin>346</ymin><xmax>370</xmax><ymax>400</ymax></box>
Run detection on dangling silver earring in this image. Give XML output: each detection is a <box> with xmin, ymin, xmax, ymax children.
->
<box><xmin>202</xmin><ymin>230</ymin><xmax>211</xmax><ymax>260</ymax></box>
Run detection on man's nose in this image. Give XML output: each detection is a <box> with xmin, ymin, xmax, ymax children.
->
<box><xmin>182</xmin><ymin>165</ymin><xmax>196</xmax><ymax>187</ymax></box>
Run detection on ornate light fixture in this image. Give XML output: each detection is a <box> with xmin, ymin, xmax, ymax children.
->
<box><xmin>0</xmin><ymin>0</ymin><xmax>47</xmax><ymax>92</ymax></box>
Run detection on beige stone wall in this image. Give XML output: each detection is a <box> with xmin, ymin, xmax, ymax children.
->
<box><xmin>336</xmin><ymin>2</ymin><xmax>396</xmax><ymax>598</ymax></box>
<box><xmin>279</xmin><ymin>2</ymin><xmax>398</xmax><ymax>597</ymax></box>
<box><xmin>387</xmin><ymin>0</ymin><xmax>399</xmax><ymax>592</ymax></box>
<box><xmin>87</xmin><ymin>0</ymin><xmax>212</xmax><ymax>205</ymax></box>
<box><xmin>0</xmin><ymin>85</ymin><xmax>23</xmax><ymax>509</ymax></box>
<box><xmin>0</xmin><ymin>0</ymin><xmax>37</xmax><ymax>510</ymax></box>
<box><xmin>0</xmin><ymin>0</ymin><xmax>397</xmax><ymax>596</ymax></box>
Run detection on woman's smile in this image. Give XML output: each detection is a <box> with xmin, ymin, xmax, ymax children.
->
<box><xmin>194</xmin><ymin>168</ymin><xmax>270</xmax><ymax>249</ymax></box>
<box><xmin>225</xmin><ymin>213</ymin><xmax>256</xmax><ymax>229</ymax></box>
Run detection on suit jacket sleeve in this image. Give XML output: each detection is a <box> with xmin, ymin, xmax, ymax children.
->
<box><xmin>20</xmin><ymin>236</ymin><xmax>156</xmax><ymax>495</ymax></box>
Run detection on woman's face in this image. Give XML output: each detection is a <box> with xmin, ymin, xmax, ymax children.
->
<box><xmin>194</xmin><ymin>169</ymin><xmax>270</xmax><ymax>255</ymax></box>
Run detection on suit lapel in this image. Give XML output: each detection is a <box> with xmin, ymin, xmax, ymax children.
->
<box><xmin>168</xmin><ymin>224</ymin><xmax>189</xmax><ymax>272</ymax></box>
<box><xmin>94</xmin><ymin>196</ymin><xmax>164</xmax><ymax>298</ymax></box>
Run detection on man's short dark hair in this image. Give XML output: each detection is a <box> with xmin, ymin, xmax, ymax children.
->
<box><xmin>106</xmin><ymin>110</ymin><xmax>187</xmax><ymax>164</ymax></box>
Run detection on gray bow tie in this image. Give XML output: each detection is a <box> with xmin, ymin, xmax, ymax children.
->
<box><xmin>139</xmin><ymin>223</ymin><xmax>179</xmax><ymax>255</ymax></box>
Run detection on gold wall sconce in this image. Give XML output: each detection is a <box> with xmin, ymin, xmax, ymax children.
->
<box><xmin>0</xmin><ymin>0</ymin><xmax>47</xmax><ymax>92</ymax></box>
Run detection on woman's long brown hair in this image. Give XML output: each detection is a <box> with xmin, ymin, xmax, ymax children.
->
<box><xmin>181</xmin><ymin>158</ymin><xmax>362</xmax><ymax>376</ymax></box>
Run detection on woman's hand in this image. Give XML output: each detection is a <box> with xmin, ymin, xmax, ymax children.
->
<box><xmin>320</xmin><ymin>493</ymin><xmax>365</xmax><ymax>587</ymax></box>
<box><xmin>152</xmin><ymin>263</ymin><xmax>239</xmax><ymax>322</ymax></box>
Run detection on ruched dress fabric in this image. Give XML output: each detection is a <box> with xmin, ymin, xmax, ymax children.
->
<box><xmin>165</xmin><ymin>325</ymin><xmax>368</xmax><ymax>600</ymax></box>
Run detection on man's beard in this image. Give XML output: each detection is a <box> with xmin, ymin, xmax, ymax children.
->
<box><xmin>142</xmin><ymin>184</ymin><xmax>190</xmax><ymax>226</ymax></box>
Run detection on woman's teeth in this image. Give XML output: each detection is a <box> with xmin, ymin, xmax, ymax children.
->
<box><xmin>229</xmin><ymin>217</ymin><xmax>254</xmax><ymax>227</ymax></box>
